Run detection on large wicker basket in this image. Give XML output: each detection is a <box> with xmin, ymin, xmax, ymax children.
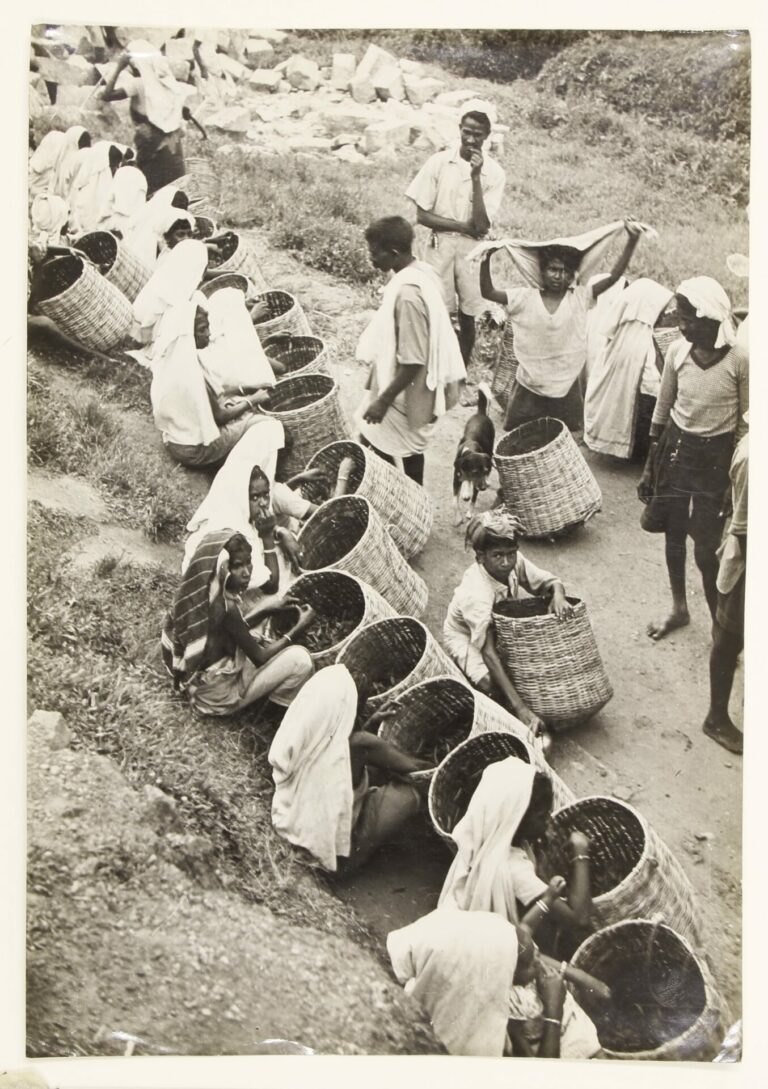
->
<box><xmin>302</xmin><ymin>440</ymin><xmax>433</xmax><ymax>559</ymax></box>
<box><xmin>73</xmin><ymin>231</ymin><xmax>151</xmax><ymax>302</ymax></box>
<box><xmin>428</xmin><ymin>736</ymin><xmax>532</xmax><ymax>842</ymax></box>
<box><xmin>267</xmin><ymin>570</ymin><xmax>395</xmax><ymax>668</ymax></box>
<box><xmin>193</xmin><ymin>215</ymin><xmax>217</xmax><ymax>239</ymax></box>
<box><xmin>298</xmin><ymin>496</ymin><xmax>427</xmax><ymax>617</ymax></box>
<box><xmin>251</xmin><ymin>289</ymin><xmax>312</xmax><ymax>342</ymax></box>
<box><xmin>175</xmin><ymin>157</ymin><xmax>222</xmax><ymax>218</ymax></box>
<box><xmin>263</xmin><ymin>335</ymin><xmax>331</xmax><ymax>379</ymax></box>
<box><xmin>491</xmin><ymin>320</ymin><xmax>519</xmax><ymax>410</ymax></box>
<box><xmin>199</xmin><ymin>273</ymin><xmax>251</xmax><ymax>300</ymax></box>
<box><xmin>652</xmin><ymin>327</ymin><xmax>682</xmax><ymax>361</ymax></box>
<box><xmin>207</xmin><ymin>231</ymin><xmax>268</xmax><ymax>292</ymax></box>
<box><xmin>259</xmin><ymin>373</ymin><xmax>349</xmax><ymax>481</ymax></box>
<box><xmin>494</xmin><ymin>417</ymin><xmax>602</xmax><ymax>538</ymax></box>
<box><xmin>492</xmin><ymin>596</ymin><xmax>613</xmax><ymax>728</ymax></box>
<box><xmin>570</xmin><ymin>920</ymin><xmax>726</xmax><ymax>1060</ymax></box>
<box><xmin>35</xmin><ymin>255</ymin><xmax>133</xmax><ymax>352</ymax></box>
<box><xmin>538</xmin><ymin>796</ymin><xmax>702</xmax><ymax>944</ymax></box>
<box><xmin>336</xmin><ymin>616</ymin><xmax>462</xmax><ymax>708</ymax></box>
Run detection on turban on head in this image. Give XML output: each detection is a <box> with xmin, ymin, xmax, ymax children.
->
<box><xmin>676</xmin><ymin>276</ymin><xmax>737</xmax><ymax>349</ymax></box>
<box><xmin>466</xmin><ymin>510</ymin><xmax>524</xmax><ymax>551</ymax></box>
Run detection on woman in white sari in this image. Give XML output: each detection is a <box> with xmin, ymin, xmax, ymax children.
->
<box><xmin>68</xmin><ymin>140</ymin><xmax>125</xmax><ymax>236</ymax></box>
<box><xmin>108</xmin><ymin>164</ymin><xmax>148</xmax><ymax>240</ymax></box>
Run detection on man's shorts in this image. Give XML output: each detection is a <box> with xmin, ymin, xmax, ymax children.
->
<box><xmin>419</xmin><ymin>230</ymin><xmax>486</xmax><ymax>318</ymax></box>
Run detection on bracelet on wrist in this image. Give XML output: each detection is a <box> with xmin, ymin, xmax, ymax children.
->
<box><xmin>542</xmin><ymin>1017</ymin><xmax>561</xmax><ymax>1026</ymax></box>
<box><xmin>263</xmin><ymin>548</ymin><xmax>277</xmax><ymax>555</ymax></box>
<box><xmin>537</xmin><ymin>900</ymin><xmax>551</xmax><ymax>915</ymax></box>
<box><xmin>572</xmin><ymin>854</ymin><xmax>590</xmax><ymax>862</ymax></box>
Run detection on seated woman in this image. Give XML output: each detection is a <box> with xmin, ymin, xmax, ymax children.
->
<box><xmin>162</xmin><ymin>530</ymin><xmax>315</xmax><ymax>716</ymax></box>
<box><xmin>269</xmin><ymin>664</ymin><xmax>431</xmax><ymax>874</ymax></box>
<box><xmin>122</xmin><ymin>185</ymin><xmax>191</xmax><ymax>268</ymax></box>
<box><xmin>584</xmin><ymin>278</ymin><xmax>675</xmax><ymax>461</ymax></box>
<box><xmin>439</xmin><ymin>758</ymin><xmax>593</xmax><ymax>957</ymax></box>
<box><xmin>29</xmin><ymin>125</ymin><xmax>91</xmax><ymax>201</ymax></box>
<box><xmin>68</xmin><ymin>140</ymin><xmax>127</xmax><ymax>236</ymax></box>
<box><xmin>107</xmin><ymin>163</ymin><xmax>148</xmax><ymax>240</ymax></box>
<box><xmin>198</xmin><ymin>286</ymin><xmax>278</xmax><ymax>395</ymax></box>
<box><xmin>443</xmin><ymin>510</ymin><xmax>572</xmax><ymax>736</ymax></box>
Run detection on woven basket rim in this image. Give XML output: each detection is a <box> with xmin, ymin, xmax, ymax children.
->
<box><xmin>495</xmin><ymin>416</ymin><xmax>567</xmax><ymax>461</ymax></box>
<box><xmin>34</xmin><ymin>253</ymin><xmax>85</xmax><ymax>302</ymax></box>
<box><xmin>337</xmin><ymin>614</ymin><xmax>431</xmax><ymax>666</ymax></box>
<box><xmin>199</xmin><ymin>272</ymin><xmax>250</xmax><ymax>298</ymax></box>
<box><xmin>260</xmin><ymin>372</ymin><xmax>336</xmax><ymax>418</ymax></box>
<box><xmin>493</xmin><ymin>595</ymin><xmax>583</xmax><ymax>621</ymax></box>
<box><xmin>297</xmin><ymin>494</ymin><xmax>374</xmax><ymax>572</ymax></box>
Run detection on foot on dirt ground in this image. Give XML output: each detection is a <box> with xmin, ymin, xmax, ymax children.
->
<box><xmin>647</xmin><ymin>610</ymin><xmax>690</xmax><ymax>640</ymax></box>
<box><xmin>703</xmin><ymin>712</ymin><xmax>744</xmax><ymax>755</ymax></box>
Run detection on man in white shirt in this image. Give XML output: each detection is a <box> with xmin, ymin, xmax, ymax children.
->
<box><xmin>405</xmin><ymin>102</ymin><xmax>505</xmax><ymax>370</ymax></box>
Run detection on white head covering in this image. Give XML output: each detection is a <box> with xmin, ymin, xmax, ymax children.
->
<box><xmin>460</xmin><ymin>98</ymin><xmax>498</xmax><ymax>129</ymax></box>
<box><xmin>600</xmin><ymin>277</ymin><xmax>673</xmax><ymax>339</ymax></box>
<box><xmin>53</xmin><ymin>125</ymin><xmax>89</xmax><ymax>200</ymax></box>
<box><xmin>269</xmin><ymin>664</ymin><xmax>358</xmax><ymax>871</ymax></box>
<box><xmin>68</xmin><ymin>141</ymin><xmax>119</xmax><ymax>235</ymax></box>
<box><xmin>29</xmin><ymin>130</ymin><xmax>67</xmax><ymax>197</ymax></box>
<box><xmin>30</xmin><ymin>194</ymin><xmax>68</xmax><ymax>244</ymax></box>
<box><xmin>122</xmin><ymin>184</ymin><xmax>192</xmax><ymax>268</ymax></box>
<box><xmin>198</xmin><ymin>288</ymin><xmax>276</xmax><ymax>394</ymax></box>
<box><xmin>132</xmin><ymin>237</ymin><xmax>207</xmax><ymax>343</ymax></box>
<box><xmin>676</xmin><ymin>276</ymin><xmax>737</xmax><ymax>349</ymax></box>
<box><xmin>438</xmin><ymin>756</ymin><xmax>535</xmax><ymax>919</ymax></box>
<box><xmin>109</xmin><ymin>165</ymin><xmax>148</xmax><ymax>236</ymax></box>
<box><xmin>387</xmin><ymin>908</ymin><xmax>519</xmax><ymax>1056</ymax></box>
<box><xmin>127</xmin><ymin>38</ymin><xmax>196</xmax><ymax>133</ymax></box>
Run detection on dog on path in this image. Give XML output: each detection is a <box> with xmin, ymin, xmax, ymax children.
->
<box><xmin>453</xmin><ymin>382</ymin><xmax>496</xmax><ymax>525</ymax></box>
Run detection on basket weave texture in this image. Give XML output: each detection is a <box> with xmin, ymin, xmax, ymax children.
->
<box><xmin>263</xmin><ymin>335</ymin><xmax>330</xmax><ymax>378</ymax></box>
<box><xmin>36</xmin><ymin>255</ymin><xmax>133</xmax><ymax>352</ymax></box>
<box><xmin>494</xmin><ymin>417</ymin><xmax>602</xmax><ymax>537</ymax></box>
<box><xmin>492</xmin><ymin>596</ymin><xmax>612</xmax><ymax>728</ymax></box>
<box><xmin>199</xmin><ymin>273</ymin><xmax>251</xmax><ymax>299</ymax></box>
<box><xmin>428</xmin><ymin>736</ymin><xmax>532</xmax><ymax>841</ymax></box>
<box><xmin>269</xmin><ymin>570</ymin><xmax>395</xmax><ymax>668</ymax></box>
<box><xmin>74</xmin><ymin>231</ymin><xmax>151</xmax><ymax>302</ymax></box>
<box><xmin>652</xmin><ymin>327</ymin><xmax>682</xmax><ymax>360</ymax></box>
<box><xmin>209</xmin><ymin>232</ymin><xmax>268</xmax><ymax>292</ymax></box>
<box><xmin>298</xmin><ymin>497</ymin><xmax>428</xmax><ymax>617</ymax></box>
<box><xmin>193</xmin><ymin>216</ymin><xmax>216</xmax><ymax>239</ymax></box>
<box><xmin>336</xmin><ymin>617</ymin><xmax>461</xmax><ymax>708</ymax></box>
<box><xmin>491</xmin><ymin>321</ymin><xmax>519</xmax><ymax>410</ymax></box>
<box><xmin>175</xmin><ymin>157</ymin><xmax>222</xmax><ymax>217</ymax></box>
<box><xmin>539</xmin><ymin>796</ymin><xmax>702</xmax><ymax>944</ymax></box>
<box><xmin>303</xmin><ymin>440</ymin><xmax>433</xmax><ymax>559</ymax></box>
<box><xmin>570</xmin><ymin>919</ymin><xmax>726</xmax><ymax>1060</ymax></box>
<box><xmin>259</xmin><ymin>373</ymin><xmax>349</xmax><ymax>481</ymax></box>
<box><xmin>252</xmin><ymin>289</ymin><xmax>312</xmax><ymax>341</ymax></box>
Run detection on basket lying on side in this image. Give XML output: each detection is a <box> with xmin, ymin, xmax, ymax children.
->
<box><xmin>494</xmin><ymin>417</ymin><xmax>602</xmax><ymax>538</ymax></box>
<box><xmin>537</xmin><ymin>795</ymin><xmax>702</xmax><ymax>945</ymax></box>
<box><xmin>492</xmin><ymin>596</ymin><xmax>612</xmax><ymax>728</ymax></box>
<box><xmin>174</xmin><ymin>157</ymin><xmax>222</xmax><ymax>218</ymax></box>
<box><xmin>73</xmin><ymin>231</ymin><xmax>151</xmax><ymax>303</ymax></box>
<box><xmin>298</xmin><ymin>497</ymin><xmax>427</xmax><ymax>617</ymax></box>
<box><xmin>302</xmin><ymin>440</ymin><xmax>433</xmax><ymax>559</ymax></box>
<box><xmin>336</xmin><ymin>616</ymin><xmax>461</xmax><ymax>708</ymax></box>
<box><xmin>199</xmin><ymin>273</ymin><xmax>252</xmax><ymax>300</ymax></box>
<box><xmin>263</xmin><ymin>335</ymin><xmax>330</xmax><ymax>378</ymax></box>
<box><xmin>34</xmin><ymin>255</ymin><xmax>133</xmax><ymax>352</ymax></box>
<box><xmin>251</xmin><ymin>289</ymin><xmax>312</xmax><ymax>342</ymax></box>
<box><xmin>267</xmin><ymin>570</ymin><xmax>395</xmax><ymax>668</ymax></box>
<box><xmin>570</xmin><ymin>919</ymin><xmax>726</xmax><ymax>1060</ymax></box>
<box><xmin>428</xmin><ymin>735</ymin><xmax>532</xmax><ymax>842</ymax></box>
<box><xmin>207</xmin><ymin>231</ymin><xmax>268</xmax><ymax>292</ymax></box>
<box><xmin>259</xmin><ymin>373</ymin><xmax>349</xmax><ymax>481</ymax></box>
<box><xmin>491</xmin><ymin>321</ymin><xmax>519</xmax><ymax>410</ymax></box>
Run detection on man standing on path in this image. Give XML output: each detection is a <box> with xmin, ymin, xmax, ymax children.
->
<box><xmin>356</xmin><ymin>216</ymin><xmax>466</xmax><ymax>486</ymax></box>
<box><xmin>405</xmin><ymin>100</ymin><xmax>506</xmax><ymax>375</ymax></box>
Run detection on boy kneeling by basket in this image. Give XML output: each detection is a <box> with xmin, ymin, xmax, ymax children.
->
<box><xmin>443</xmin><ymin>510</ymin><xmax>573</xmax><ymax>737</ymax></box>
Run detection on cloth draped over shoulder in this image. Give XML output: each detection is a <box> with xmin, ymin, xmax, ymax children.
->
<box><xmin>584</xmin><ymin>277</ymin><xmax>674</xmax><ymax>459</ymax></box>
<box><xmin>127</xmin><ymin>39</ymin><xmax>195</xmax><ymax>133</ymax></box>
<box><xmin>30</xmin><ymin>194</ymin><xmax>68</xmax><ymax>247</ymax></box>
<box><xmin>182</xmin><ymin>418</ymin><xmax>286</xmax><ymax>587</ymax></box>
<box><xmin>131</xmin><ymin>237</ymin><xmax>206</xmax><ymax>344</ymax></box>
<box><xmin>53</xmin><ymin>126</ymin><xmax>89</xmax><ymax>200</ymax></box>
<box><xmin>198</xmin><ymin>287</ymin><xmax>276</xmax><ymax>394</ymax></box>
<box><xmin>68</xmin><ymin>141</ymin><xmax>120</xmax><ymax>235</ymax></box>
<box><xmin>387</xmin><ymin>908</ymin><xmax>519</xmax><ymax>1056</ymax></box>
<box><xmin>268</xmin><ymin>664</ymin><xmax>358</xmax><ymax>871</ymax></box>
<box><xmin>108</xmin><ymin>165</ymin><xmax>148</xmax><ymax>237</ymax></box>
<box><xmin>29</xmin><ymin>130</ymin><xmax>67</xmax><ymax>198</ymax></box>
<box><xmin>161</xmin><ymin>528</ymin><xmax>234</xmax><ymax>687</ymax></box>
<box><xmin>439</xmin><ymin>756</ymin><xmax>535</xmax><ymax>920</ymax></box>
<box><xmin>469</xmin><ymin>220</ymin><xmax>657</xmax><ymax>288</ymax></box>
<box><xmin>676</xmin><ymin>276</ymin><xmax>737</xmax><ymax>350</ymax></box>
<box><xmin>122</xmin><ymin>183</ymin><xmax>192</xmax><ymax>268</ymax></box>
<box><xmin>585</xmin><ymin>272</ymin><xmax>629</xmax><ymax>378</ymax></box>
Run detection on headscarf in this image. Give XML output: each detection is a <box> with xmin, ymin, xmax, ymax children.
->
<box><xmin>387</xmin><ymin>908</ymin><xmax>519</xmax><ymax>1056</ymax></box>
<box><xmin>269</xmin><ymin>664</ymin><xmax>358</xmax><ymax>871</ymax></box>
<box><xmin>122</xmin><ymin>184</ymin><xmax>192</xmax><ymax>268</ymax></box>
<box><xmin>438</xmin><ymin>756</ymin><xmax>536</xmax><ymax>920</ymax></box>
<box><xmin>198</xmin><ymin>287</ymin><xmax>276</xmax><ymax>394</ymax></box>
<box><xmin>600</xmin><ymin>277</ymin><xmax>673</xmax><ymax>340</ymax></box>
<box><xmin>52</xmin><ymin>125</ymin><xmax>88</xmax><ymax>200</ymax></box>
<box><xmin>460</xmin><ymin>98</ymin><xmax>498</xmax><ymax>130</ymax></box>
<box><xmin>132</xmin><ymin>237</ymin><xmax>207</xmax><ymax>343</ymax></box>
<box><xmin>68</xmin><ymin>141</ymin><xmax>119</xmax><ymax>235</ymax></box>
<box><xmin>30</xmin><ymin>194</ymin><xmax>68</xmax><ymax>246</ymax></box>
<box><xmin>28</xmin><ymin>130</ymin><xmax>66</xmax><ymax>197</ymax></box>
<box><xmin>465</xmin><ymin>510</ymin><xmax>524</xmax><ymax>551</ymax></box>
<box><xmin>108</xmin><ymin>165</ymin><xmax>148</xmax><ymax>236</ymax></box>
<box><xmin>127</xmin><ymin>38</ymin><xmax>196</xmax><ymax>134</ymax></box>
<box><xmin>676</xmin><ymin>276</ymin><xmax>737</xmax><ymax>349</ymax></box>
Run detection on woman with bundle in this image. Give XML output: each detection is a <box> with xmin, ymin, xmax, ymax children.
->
<box><xmin>269</xmin><ymin>664</ymin><xmax>431</xmax><ymax>874</ymax></box>
<box><xmin>162</xmin><ymin>530</ymin><xmax>315</xmax><ymax>717</ymax></box>
<box><xmin>584</xmin><ymin>278</ymin><xmax>674</xmax><ymax>460</ymax></box>
<box><xmin>638</xmin><ymin>276</ymin><xmax>748</xmax><ymax>640</ymax></box>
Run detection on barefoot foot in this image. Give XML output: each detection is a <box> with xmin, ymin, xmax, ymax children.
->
<box><xmin>703</xmin><ymin>712</ymin><xmax>743</xmax><ymax>755</ymax></box>
<box><xmin>647</xmin><ymin>610</ymin><xmax>690</xmax><ymax>641</ymax></box>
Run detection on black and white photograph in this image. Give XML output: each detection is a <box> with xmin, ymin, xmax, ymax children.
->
<box><xmin>6</xmin><ymin>2</ymin><xmax>763</xmax><ymax>1084</ymax></box>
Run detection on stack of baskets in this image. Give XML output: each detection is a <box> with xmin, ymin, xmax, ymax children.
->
<box><xmin>259</xmin><ymin>373</ymin><xmax>348</xmax><ymax>480</ymax></box>
<box><xmin>492</xmin><ymin>597</ymin><xmax>613</xmax><ymax>728</ymax></box>
<box><xmin>537</xmin><ymin>796</ymin><xmax>702</xmax><ymax>944</ymax></box>
<box><xmin>336</xmin><ymin>617</ymin><xmax>462</xmax><ymax>708</ymax></box>
<box><xmin>491</xmin><ymin>320</ymin><xmax>519</xmax><ymax>410</ymax></box>
<box><xmin>302</xmin><ymin>440</ymin><xmax>433</xmax><ymax>559</ymax></box>
<box><xmin>570</xmin><ymin>919</ymin><xmax>726</xmax><ymax>1060</ymax></box>
<box><xmin>297</xmin><ymin>497</ymin><xmax>428</xmax><ymax>617</ymax></box>
<box><xmin>251</xmin><ymin>289</ymin><xmax>312</xmax><ymax>342</ymax></box>
<box><xmin>73</xmin><ymin>231</ymin><xmax>151</xmax><ymax>302</ymax></box>
<box><xmin>34</xmin><ymin>255</ymin><xmax>133</xmax><ymax>352</ymax></box>
<box><xmin>199</xmin><ymin>273</ymin><xmax>251</xmax><ymax>300</ymax></box>
<box><xmin>207</xmin><ymin>231</ymin><xmax>268</xmax><ymax>292</ymax></box>
<box><xmin>494</xmin><ymin>417</ymin><xmax>602</xmax><ymax>538</ymax></box>
<box><xmin>268</xmin><ymin>570</ymin><xmax>395</xmax><ymax>668</ymax></box>
<box><xmin>263</xmin><ymin>335</ymin><xmax>330</xmax><ymax>379</ymax></box>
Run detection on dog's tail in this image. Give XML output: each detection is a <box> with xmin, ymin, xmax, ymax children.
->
<box><xmin>476</xmin><ymin>380</ymin><xmax>496</xmax><ymax>416</ymax></box>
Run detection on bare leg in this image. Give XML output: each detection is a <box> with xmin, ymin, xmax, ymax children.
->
<box><xmin>694</xmin><ymin>540</ymin><xmax>720</xmax><ymax>622</ymax></box>
<box><xmin>648</xmin><ymin>530</ymin><xmax>691</xmax><ymax>640</ymax></box>
<box><xmin>457</xmin><ymin>310</ymin><xmax>476</xmax><ymax>368</ymax></box>
<box><xmin>703</xmin><ymin>621</ymin><xmax>744</xmax><ymax>754</ymax></box>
